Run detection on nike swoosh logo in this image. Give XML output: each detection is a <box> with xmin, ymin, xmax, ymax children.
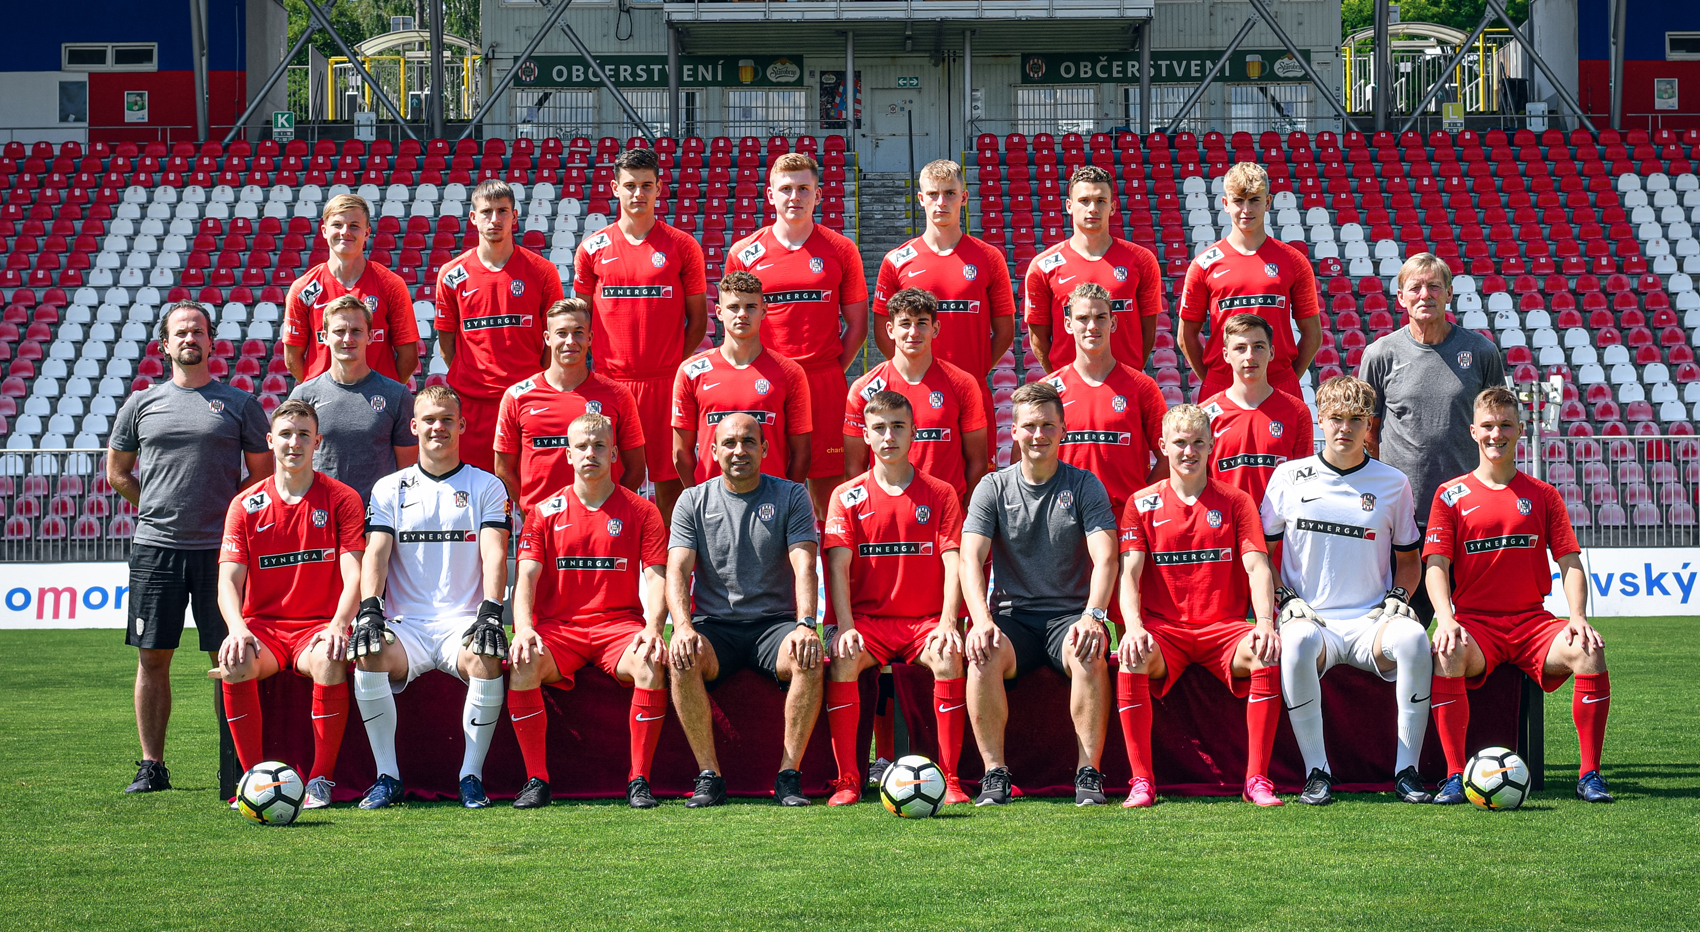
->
<box><xmin>1462</xmin><ymin>506</ymin><xmax>1480</xmax><ymax>515</ymax></box>
<box><xmin>1482</xmin><ymin>765</ymin><xmax>1518</xmax><ymax>777</ymax></box>
<box><xmin>256</xmin><ymin>522</ymin><xmax>274</xmax><ymax>532</ymax></box>
<box><xmin>1431</xmin><ymin>700</ymin><xmax>1456</xmax><ymax>708</ymax></box>
<box><xmin>459</xmin><ymin>288</ymin><xmax>478</xmax><ymax>298</ymax></box>
<box><xmin>1153</xmin><ymin>519</ymin><xmax>1172</xmax><ymax>526</ymax></box>
<box><xmin>555</xmin><ymin>522</ymin><xmax>572</xmax><ymax>530</ymax></box>
<box><xmin>702</xmin><ymin>382</ymin><xmax>720</xmax><ymax>390</ymax></box>
<box><xmin>362</xmin><ymin>714</ymin><xmax>386</xmax><ymax>723</ymax></box>
<box><xmin>511</xmin><ymin>710</ymin><xmax>544</xmax><ymax>721</ymax></box>
<box><xmin>1248</xmin><ymin>695</ymin><xmax>1279</xmax><ymax>703</ymax></box>
<box><xmin>635</xmin><ymin>713</ymin><xmax>666</xmax><ymax>721</ymax></box>
<box><xmin>938</xmin><ymin>703</ymin><xmax>964</xmax><ymax>713</ymax></box>
<box><xmin>600</xmin><ymin>256</ymin><xmax>619</xmax><ymax>264</ymax></box>
<box><xmin>826</xmin><ymin>704</ymin><xmax>853</xmax><ymax>712</ymax></box>
<box><xmin>1410</xmin><ymin>694</ymin><xmax>1430</xmax><ymax>704</ymax></box>
<box><xmin>894</xmin><ymin>779</ymin><xmax>932</xmax><ymax>788</ymax></box>
<box><xmin>251</xmin><ymin>780</ymin><xmax>291</xmax><ymax>791</ymax></box>
<box><xmin>1117</xmin><ymin>704</ymin><xmax>1143</xmax><ymax>712</ymax></box>
<box><xmin>1285</xmin><ymin>699</ymin><xmax>1315</xmax><ymax>711</ymax></box>
<box><xmin>312</xmin><ymin>301</ymin><xmax>329</xmax><ymax>309</ymax></box>
<box><xmin>1062</xmin><ymin>400</ymin><xmax>1077</xmax><ymax>406</ymax></box>
<box><xmin>754</xmin><ymin>263</ymin><xmax>776</xmax><ymax>271</ymax></box>
<box><xmin>1301</xmin><ymin>496</ymin><xmax>1320</xmax><ymax>503</ymax></box>
<box><xmin>705</xmin><ymin>512</ymin><xmax>724</xmax><ymax>518</ymax></box>
<box><xmin>1213</xmin><ymin>427</ymin><xmax>1230</xmax><ymax>438</ymax></box>
<box><xmin>1582</xmin><ymin>694</ymin><xmax>1610</xmax><ymax>704</ymax></box>
<box><xmin>470</xmin><ymin>717</ymin><xmax>498</xmax><ymax>727</ymax></box>
<box><xmin>1057</xmin><ymin>275</ymin><xmax>1076</xmax><ymax>284</ymax></box>
<box><xmin>1212</xmin><ymin>268</ymin><xmax>1230</xmax><ymax>279</ymax></box>
<box><xmin>1389</xmin><ymin>362</ymin><xmax>1408</xmax><ymax>373</ymax></box>
<box><xmin>401</xmin><ymin>501</ymin><xmax>418</xmax><ymax>507</ymax></box>
<box><xmin>226</xmin><ymin>714</ymin><xmax>248</xmax><ymax>723</ymax></box>
<box><xmin>526</xmin><ymin>406</ymin><xmax>550</xmax><ymax>416</ymax></box>
<box><xmin>310</xmin><ymin>713</ymin><xmax>341</xmax><ymax>719</ymax></box>
<box><xmin>857</xmin><ymin>511</ymin><xmax>873</xmax><ymax>519</ymax></box>
<box><xmin>907</xmin><ymin>269</ymin><xmax>927</xmax><ymax>278</ymax></box>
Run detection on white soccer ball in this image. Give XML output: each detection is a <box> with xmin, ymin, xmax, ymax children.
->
<box><xmin>237</xmin><ymin>761</ymin><xmax>306</xmax><ymax>826</ymax></box>
<box><xmin>879</xmin><ymin>754</ymin><xmax>946</xmax><ymax>818</ymax></box>
<box><xmin>1463</xmin><ymin>746</ymin><xmax>1531</xmax><ymax>811</ymax></box>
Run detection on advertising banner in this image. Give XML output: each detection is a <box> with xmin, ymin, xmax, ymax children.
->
<box><xmin>1020</xmin><ymin>50</ymin><xmax>1312</xmax><ymax>85</ymax></box>
<box><xmin>513</xmin><ymin>55</ymin><xmax>805</xmax><ymax>89</ymax></box>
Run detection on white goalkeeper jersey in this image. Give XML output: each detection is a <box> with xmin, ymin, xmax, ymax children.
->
<box><xmin>1259</xmin><ymin>454</ymin><xmax>1421</xmax><ymax>623</ymax></box>
<box><xmin>366</xmin><ymin>462</ymin><xmax>512</xmax><ymax>621</ymax></box>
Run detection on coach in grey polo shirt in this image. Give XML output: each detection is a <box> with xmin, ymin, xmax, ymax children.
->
<box><xmin>288</xmin><ymin>294</ymin><xmax>417</xmax><ymax>505</ymax></box>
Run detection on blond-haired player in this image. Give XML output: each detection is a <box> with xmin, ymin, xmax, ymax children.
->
<box><xmin>283</xmin><ymin>193</ymin><xmax>419</xmax><ymax>383</ymax></box>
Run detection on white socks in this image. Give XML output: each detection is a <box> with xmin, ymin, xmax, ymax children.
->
<box><xmin>1381</xmin><ymin>619</ymin><xmax>1434</xmax><ymax>774</ymax></box>
<box><xmin>461</xmin><ymin>676</ymin><xmax>505</xmax><ymax>781</ymax></box>
<box><xmin>354</xmin><ymin>669</ymin><xmax>400</xmax><ymax>781</ymax></box>
<box><xmin>1279</xmin><ymin>620</ymin><xmax>1329</xmax><ymax>775</ymax></box>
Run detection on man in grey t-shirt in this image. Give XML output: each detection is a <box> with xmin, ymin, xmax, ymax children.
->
<box><xmin>960</xmin><ymin>381</ymin><xmax>1119</xmax><ymax>807</ymax></box>
<box><xmin>288</xmin><ymin>294</ymin><xmax>418</xmax><ymax>504</ymax></box>
<box><xmin>667</xmin><ymin>413</ymin><xmax>821</xmax><ymax>807</ymax></box>
<box><xmin>1357</xmin><ymin>254</ymin><xmax>1505</xmax><ymax>619</ymax></box>
<box><xmin>107</xmin><ymin>301</ymin><xmax>271</xmax><ymax>794</ymax></box>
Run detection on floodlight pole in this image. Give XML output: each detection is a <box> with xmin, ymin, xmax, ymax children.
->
<box><xmin>1138</xmin><ymin>22</ymin><xmax>1151</xmax><ymax>136</ymax></box>
<box><xmin>190</xmin><ymin>0</ymin><xmax>210</xmax><ymax>141</ymax></box>
<box><xmin>302</xmin><ymin>0</ymin><xmax>420</xmax><ymax>140</ymax></box>
<box><xmin>555</xmin><ymin>16</ymin><xmax>656</xmax><ymax>142</ymax></box>
<box><xmin>456</xmin><ymin>0</ymin><xmax>578</xmax><ymax>141</ymax></box>
<box><xmin>1243</xmin><ymin>0</ymin><xmax>1361</xmax><ymax>134</ymax></box>
<box><xmin>1373</xmin><ymin>0</ymin><xmax>1390</xmax><ymax>132</ymax></box>
<box><xmin>1160</xmin><ymin>16</ymin><xmax>1256</xmax><ymax>134</ymax></box>
<box><xmin>222</xmin><ymin>0</ymin><xmax>347</xmax><ymax>145</ymax></box>
<box><xmin>429</xmin><ymin>0</ymin><xmax>447</xmax><ymax>139</ymax></box>
<box><xmin>1609</xmin><ymin>0</ymin><xmax>1628</xmax><ymax>131</ymax></box>
<box><xmin>668</xmin><ymin>26</ymin><xmax>682</xmax><ymax>136</ymax></box>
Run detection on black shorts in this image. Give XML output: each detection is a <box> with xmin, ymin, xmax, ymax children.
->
<box><xmin>125</xmin><ymin>544</ymin><xmax>226</xmax><ymax>652</ymax></box>
<box><xmin>694</xmin><ymin>617</ymin><xmax>801</xmax><ymax>687</ymax></box>
<box><xmin>992</xmin><ymin>607</ymin><xmax>1102</xmax><ymax>678</ymax></box>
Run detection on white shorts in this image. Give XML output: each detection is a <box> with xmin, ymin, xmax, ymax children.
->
<box><xmin>1317</xmin><ymin>615</ymin><xmax>1396</xmax><ymax>683</ymax></box>
<box><xmin>389</xmin><ymin>614</ymin><xmax>476</xmax><ymax>693</ymax></box>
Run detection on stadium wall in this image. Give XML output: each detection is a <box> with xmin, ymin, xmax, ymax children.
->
<box><xmin>1576</xmin><ymin>0</ymin><xmax>1700</xmax><ymax>129</ymax></box>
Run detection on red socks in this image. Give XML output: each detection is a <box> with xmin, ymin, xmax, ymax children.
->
<box><xmin>629</xmin><ymin>687</ymin><xmax>668</xmax><ymax>782</ymax></box>
<box><xmin>1117</xmin><ymin>671</ymin><xmax>1155</xmax><ymax>782</ymax></box>
<box><xmin>1245</xmin><ymin>667</ymin><xmax>1281</xmax><ymax>781</ymax></box>
<box><xmin>1573</xmin><ymin>672</ymin><xmax>1611</xmax><ymax>776</ymax></box>
<box><xmin>222</xmin><ymin>678</ymin><xmax>264</xmax><ymax>771</ymax></box>
<box><xmin>933</xmin><ymin>677</ymin><xmax>967</xmax><ymax>780</ymax></box>
<box><xmin>1431</xmin><ymin>674</ymin><xmax>1471</xmax><ymax>776</ymax></box>
<box><xmin>508</xmin><ymin>687</ymin><xmax>549</xmax><ymax>783</ymax></box>
<box><xmin>307</xmin><ymin>683</ymin><xmax>348</xmax><ymax>782</ymax></box>
<box><xmin>825</xmin><ymin>680</ymin><xmax>862</xmax><ymax>784</ymax></box>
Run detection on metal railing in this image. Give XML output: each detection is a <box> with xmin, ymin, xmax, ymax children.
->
<box><xmin>0</xmin><ymin>450</ymin><xmax>134</xmax><ymax>563</ymax></box>
<box><xmin>1519</xmin><ymin>435</ymin><xmax>1700</xmax><ymax>548</ymax></box>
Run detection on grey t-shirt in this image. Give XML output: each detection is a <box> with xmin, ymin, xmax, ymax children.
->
<box><xmin>1357</xmin><ymin>324</ymin><xmax>1505</xmax><ymax>524</ymax></box>
<box><xmin>669</xmin><ymin>474</ymin><xmax>817</xmax><ymax>624</ymax></box>
<box><xmin>288</xmin><ymin>370</ymin><xmax>416</xmax><ymax>505</ymax></box>
<box><xmin>963</xmin><ymin>461</ymin><xmax>1117</xmax><ymax>616</ymax></box>
<box><xmin>110</xmin><ymin>379</ymin><xmax>269</xmax><ymax>549</ymax></box>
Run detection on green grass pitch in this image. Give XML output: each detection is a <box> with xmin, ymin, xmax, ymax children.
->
<box><xmin>1</xmin><ymin>620</ymin><xmax>1696</xmax><ymax>931</ymax></box>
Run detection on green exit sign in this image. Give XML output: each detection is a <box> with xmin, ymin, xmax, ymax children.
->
<box><xmin>897</xmin><ymin>76</ymin><xmax>920</xmax><ymax>88</ymax></box>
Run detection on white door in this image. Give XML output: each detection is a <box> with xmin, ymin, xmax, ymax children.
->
<box><xmin>862</xmin><ymin>90</ymin><xmax>928</xmax><ymax>173</ymax></box>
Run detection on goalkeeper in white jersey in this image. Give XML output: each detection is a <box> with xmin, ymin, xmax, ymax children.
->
<box><xmin>1260</xmin><ymin>376</ymin><xmax>1431</xmax><ymax>806</ymax></box>
<box><xmin>348</xmin><ymin>384</ymin><xmax>515</xmax><ymax>810</ymax></box>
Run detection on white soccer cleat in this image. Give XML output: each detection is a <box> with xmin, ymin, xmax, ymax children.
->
<box><xmin>302</xmin><ymin>776</ymin><xmax>335</xmax><ymax>809</ymax></box>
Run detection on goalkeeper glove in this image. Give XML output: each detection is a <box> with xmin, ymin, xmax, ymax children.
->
<box><xmin>348</xmin><ymin>597</ymin><xmax>395</xmax><ymax>659</ymax></box>
<box><xmin>1274</xmin><ymin>586</ymin><xmax>1323</xmax><ymax>628</ymax></box>
<box><xmin>461</xmin><ymin>600</ymin><xmax>509</xmax><ymax>657</ymax></box>
<box><xmin>1366</xmin><ymin>586</ymin><xmax>1416</xmax><ymax>623</ymax></box>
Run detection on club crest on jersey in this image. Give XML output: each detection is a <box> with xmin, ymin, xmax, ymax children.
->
<box><xmin>1113</xmin><ymin>266</ymin><xmax>1128</xmax><ymax>282</ymax></box>
<box><xmin>1203</xmin><ymin>509</ymin><xmax>1221</xmax><ymax>528</ymax></box>
<box><xmin>363</xmin><ymin>294</ymin><xmax>379</xmax><ymax>312</ymax></box>
<box><xmin>208</xmin><ymin>400</ymin><xmax>224</xmax><ymax>414</ymax></box>
<box><xmin>755</xmin><ymin>378</ymin><xmax>771</xmax><ymax>395</ymax></box>
<box><xmin>1440</xmin><ymin>482</ymin><xmax>1471</xmax><ymax>507</ymax></box>
<box><xmin>916</xmin><ymin>505</ymin><xmax>931</xmax><ymax>524</ymax></box>
<box><xmin>312</xmin><ymin>509</ymin><xmax>328</xmax><ymax>528</ymax></box>
<box><xmin>1269</xmin><ymin>421</ymin><xmax>1284</xmax><ymax>438</ymax></box>
<box><xmin>805</xmin><ymin>257</ymin><xmax>824</xmax><ymax>275</ymax></box>
<box><xmin>1058</xmin><ymin>490</ymin><xmax>1074</xmax><ymax>509</ymax></box>
<box><xmin>840</xmin><ymin>484</ymin><xmax>869</xmax><ymax>507</ymax></box>
<box><xmin>1112</xmin><ymin>395</ymin><xmax>1127</xmax><ymax>412</ymax></box>
<box><xmin>1517</xmin><ymin>497</ymin><xmax>1533</xmax><ymax>515</ymax></box>
<box><xmin>758</xmin><ymin>503</ymin><xmax>776</xmax><ymax>522</ymax></box>
<box><xmin>651</xmin><ymin>251</ymin><xmax>667</xmax><ymax>269</ymax></box>
<box><xmin>510</xmin><ymin>280</ymin><xmax>526</xmax><ymax>297</ymax></box>
<box><xmin>1457</xmin><ymin>351</ymin><xmax>1473</xmax><ymax>369</ymax></box>
<box><xmin>607</xmin><ymin>518</ymin><xmax>623</xmax><ymax>536</ymax></box>
<box><xmin>585</xmin><ymin>401</ymin><xmax>603</xmax><ymax>414</ymax></box>
<box><xmin>455</xmin><ymin>490</ymin><xmax>470</xmax><ymax>508</ymax></box>
<box><xmin>370</xmin><ymin>395</ymin><xmax>386</xmax><ymax>413</ymax></box>
<box><xmin>1264</xmin><ymin>262</ymin><xmax>1280</xmax><ymax>278</ymax></box>
<box><xmin>1361</xmin><ymin>492</ymin><xmax>1377</xmax><ymax>512</ymax></box>
<box><xmin>929</xmin><ymin>391</ymin><xmax>944</xmax><ymax>409</ymax></box>
<box><xmin>963</xmin><ymin>264</ymin><xmax>978</xmax><ymax>281</ymax></box>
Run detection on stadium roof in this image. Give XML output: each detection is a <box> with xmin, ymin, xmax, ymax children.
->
<box><xmin>665</xmin><ymin>0</ymin><xmax>1154</xmax><ymax>53</ymax></box>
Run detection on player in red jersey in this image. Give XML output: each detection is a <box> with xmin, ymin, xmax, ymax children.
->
<box><xmin>672</xmin><ymin>271</ymin><xmax>812</xmax><ymax>485</ymax></box>
<box><xmin>725</xmin><ymin>152</ymin><xmax>868</xmax><ymax>518</ymax></box>
<box><xmin>1200</xmin><ymin>313</ymin><xmax>1316</xmax><ymax>506</ymax></box>
<box><xmin>873</xmin><ymin>159</ymin><xmax>1015</xmax><ymax>421</ymax></box>
<box><xmin>212</xmin><ymin>400</ymin><xmax>366</xmax><ymax>810</ymax></box>
<box><xmin>1423</xmin><ymin>386</ymin><xmax>1613</xmax><ymax>804</ymax></box>
<box><xmin>574</xmin><ymin>147</ymin><xmax>708</xmax><ymax>522</ymax></box>
<box><xmin>1116</xmin><ymin>404</ymin><xmax>1282</xmax><ymax>808</ymax></box>
<box><xmin>822</xmin><ymin>390</ymin><xmax>971</xmax><ymax>807</ymax></box>
<box><xmin>283</xmin><ymin>194</ymin><xmax>420</xmax><ymax>384</ymax></box>
<box><xmin>1179</xmin><ymin>162</ymin><xmax>1322</xmax><ymax>402</ymax></box>
<box><xmin>507</xmin><ymin>412</ymin><xmax>671</xmax><ymax>810</ymax></box>
<box><xmin>845</xmin><ymin>288</ymin><xmax>988</xmax><ymax>501</ymax></box>
<box><xmin>493</xmin><ymin>299</ymin><xmax>645</xmax><ymax>519</ymax></box>
<box><xmin>1024</xmin><ymin>165</ymin><xmax>1163</xmax><ymax>373</ymax></box>
<box><xmin>1045</xmin><ymin>282</ymin><xmax>1168</xmax><ymax>514</ymax></box>
<box><xmin>434</xmin><ymin>180</ymin><xmax>567</xmax><ymax>472</ymax></box>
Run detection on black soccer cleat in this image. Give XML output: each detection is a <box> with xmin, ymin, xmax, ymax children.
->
<box><xmin>1299</xmin><ymin>768</ymin><xmax>1336</xmax><ymax>806</ymax></box>
<box><xmin>1576</xmin><ymin>770</ymin><xmax>1615</xmax><ymax>803</ymax></box>
<box><xmin>1074</xmin><ymin>766</ymin><xmax>1107</xmax><ymax>806</ymax></box>
<box><xmin>686</xmin><ymin>770</ymin><xmax>727</xmax><ymax>809</ymax></box>
<box><xmin>627</xmin><ymin>776</ymin><xmax>660</xmax><ymax>809</ymax></box>
<box><xmin>459</xmin><ymin>774</ymin><xmax>490</xmax><ymax>809</ymax></box>
<box><xmin>1394</xmin><ymin>766</ymin><xmax>1434</xmax><ymax>804</ymax></box>
<box><xmin>1433</xmin><ymin>772</ymin><xmax>1468</xmax><ymax>805</ymax></box>
<box><xmin>512</xmin><ymin>776</ymin><xmax>552</xmax><ymax>809</ymax></box>
<box><xmin>774</xmin><ymin>769</ymin><xmax>810</xmax><ymax>806</ymax></box>
<box><xmin>867</xmin><ymin>756</ymin><xmax>892</xmax><ymax>789</ymax></box>
<box><xmin>976</xmin><ymin>766</ymin><xmax>1014</xmax><ymax>807</ymax></box>
<box><xmin>125</xmin><ymin>759</ymin><xmax>170</xmax><ymax>794</ymax></box>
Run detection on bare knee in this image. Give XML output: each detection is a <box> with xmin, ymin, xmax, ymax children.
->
<box><xmin>508</xmin><ymin>658</ymin><xmax>543</xmax><ymax>691</ymax></box>
<box><xmin>137</xmin><ymin>649</ymin><xmax>174</xmax><ymax>674</ymax></box>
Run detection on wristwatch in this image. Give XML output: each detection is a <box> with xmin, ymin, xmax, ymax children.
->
<box><xmin>796</xmin><ymin>615</ymin><xmax>818</xmax><ymax>631</ymax></box>
<box><xmin>1086</xmin><ymin>607</ymin><xmax>1108</xmax><ymax>623</ymax></box>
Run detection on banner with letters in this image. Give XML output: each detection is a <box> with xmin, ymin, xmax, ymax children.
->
<box><xmin>1019</xmin><ymin>50</ymin><xmax>1312</xmax><ymax>85</ymax></box>
<box><xmin>512</xmin><ymin>55</ymin><xmax>805</xmax><ymax>89</ymax></box>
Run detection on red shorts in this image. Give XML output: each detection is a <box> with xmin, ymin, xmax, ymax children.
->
<box><xmin>804</xmin><ymin>366</ymin><xmax>848</xmax><ymax>478</ymax></box>
<box><xmin>1145</xmin><ymin>620</ymin><xmax>1254</xmax><ymax>699</ymax></box>
<box><xmin>458</xmin><ymin>394</ymin><xmax>501</xmax><ymax>473</ymax></box>
<box><xmin>249</xmin><ymin>619</ymin><xmax>333</xmax><ymax>676</ymax></box>
<box><xmin>847</xmin><ymin>615</ymin><xmax>938</xmax><ymax>666</ymax></box>
<box><xmin>535</xmin><ymin>618</ymin><xmax>644</xmax><ymax>690</ymax></box>
<box><xmin>614</xmin><ymin>375</ymin><xmax>679</xmax><ymax>483</ymax></box>
<box><xmin>1458</xmin><ymin>611</ymin><xmax>1572</xmax><ymax>693</ymax></box>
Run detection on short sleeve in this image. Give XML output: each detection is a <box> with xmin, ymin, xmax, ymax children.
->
<box><xmin>1544</xmin><ymin>483</ymin><xmax>1581</xmax><ymax>559</ymax></box>
<box><xmin>1118</xmin><ymin>496</ymin><xmax>1148</xmax><ymax>554</ymax></box>
<box><xmin>1391</xmin><ymin>477</ymin><xmax>1421</xmax><ymax>550</ymax></box>
<box><xmin>1478</xmin><ymin>333</ymin><xmax>1507</xmax><ymax>388</ymax></box>
<box><xmin>835</xmin><ymin>235</ymin><xmax>868</xmax><ymax>304</ymax></box>
<box><xmin>1076</xmin><ymin>472</ymin><xmax>1117</xmax><ymax>536</ymax></box>
<box><xmin>433</xmin><ymin>264</ymin><xmax>461</xmax><ymax>331</ymax></box>
<box><xmin>282</xmin><ymin>278</ymin><xmax>312</xmax><ymax>347</ymax></box>
<box><xmin>571</xmin><ymin>240</ymin><xmax>596</xmax><ymax>296</ymax></box>
<box><xmin>670</xmin><ymin>365</ymin><xmax>697</xmax><ymax>430</ymax></box>
<box><xmin>480</xmin><ymin>476</ymin><xmax>513</xmax><ymax>530</ymax></box>
<box><xmin>218</xmin><ymin>496</ymin><xmax>249</xmax><ymax>565</ymax></box>
<box><xmin>384</xmin><ymin>273</ymin><xmax>420</xmax><ymax>344</ymax></box>
<box><xmin>1021</xmin><ymin>258</ymin><xmax>1052</xmax><ymax>327</ymax></box>
<box><xmin>516</xmin><ymin>516</ymin><xmax>549</xmax><ymax>563</ymax></box>
<box><xmin>493</xmin><ymin>389</ymin><xmax>521</xmax><ymax>454</ymax></box>
<box><xmin>1137</xmin><ymin>374</ymin><xmax>1167</xmax><ymax>456</ymax></box>
<box><xmin>538</xmin><ymin>254</ymin><xmax>567</xmax><ymax>306</ymax></box>
<box><xmin>335</xmin><ymin>483</ymin><xmax>368</xmax><ymax>554</ymax></box>
<box><xmin>678</xmin><ymin>232</ymin><xmax>707</xmax><ymax>296</ymax></box>
<box><xmin>935</xmin><ymin>489</ymin><xmax>964</xmax><ymax>552</ymax></box>
<box><xmin>614</xmin><ymin>382</ymin><xmax>646</xmax><ymax>449</ymax></box>
<box><xmin>1288</xmin><ymin>254</ymin><xmax>1320</xmax><ymax>319</ymax></box>
<box><xmin>1289</xmin><ymin>398</ymin><xmax>1316</xmax><ymax>459</ymax></box>
<box><xmin>1232</xmin><ymin>489</ymin><xmax>1268</xmax><ymax>555</ymax></box>
<box><xmin>822</xmin><ymin>491</ymin><xmax>854</xmax><ymax>551</ymax></box>
<box><xmin>669</xmin><ymin>487</ymin><xmax>702</xmax><ymax>551</ymax></box>
<box><xmin>1422</xmin><ymin>485</ymin><xmax>1459</xmax><ymax>561</ymax></box>
<box><xmin>110</xmin><ymin>392</ymin><xmax>143</xmax><ymax>453</ymax></box>
<box><xmin>1357</xmin><ymin>342</ymin><xmax>1389</xmax><ymax>418</ymax></box>
<box><xmin>1135</xmin><ymin>245</ymin><xmax>1163</xmax><ymax>317</ymax></box>
<box><xmin>390</xmin><ymin>389</ymin><xmax>417</xmax><ymax>448</ymax></box>
<box><xmin>238</xmin><ymin>395</ymin><xmax>269</xmax><ymax>453</ymax></box>
<box><xmin>782</xmin><ymin>358</ymin><xmax>813</xmax><ymax>433</ymax></box>
<box><xmin>1260</xmin><ymin>474</ymin><xmax>1287</xmax><ymax>538</ymax></box>
<box><xmin>872</xmin><ymin>255</ymin><xmax>899</xmax><ymax>317</ymax></box>
<box><xmin>962</xmin><ymin>473</ymin><xmax>1001</xmax><ymax>539</ymax></box>
<box><xmin>785</xmin><ymin>481</ymin><xmax>818</xmax><ymax>546</ymax></box>
<box><xmin>1178</xmin><ymin>258</ymin><xmax>1209</xmax><ymax>323</ymax></box>
<box><xmin>952</xmin><ymin>367</ymin><xmax>988</xmax><ymax>432</ymax></box>
<box><xmin>639</xmin><ymin>498</ymin><xmax>668</xmax><ymax>568</ymax></box>
<box><xmin>842</xmin><ymin>374</ymin><xmax>870</xmax><ymax>435</ymax></box>
<box><xmin>724</xmin><ymin>233</ymin><xmax>756</xmax><ymax>274</ymax></box>
<box><xmin>984</xmin><ymin>247</ymin><xmax>1016</xmax><ymax>318</ymax></box>
<box><xmin>366</xmin><ymin>478</ymin><xmax>397</xmax><ymax>535</ymax></box>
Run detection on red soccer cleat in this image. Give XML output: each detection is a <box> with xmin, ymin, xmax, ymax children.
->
<box><xmin>942</xmin><ymin>776</ymin><xmax>971</xmax><ymax>805</ymax></box>
<box><xmin>1122</xmin><ymin>777</ymin><xmax>1155</xmax><ymax>808</ymax></box>
<box><xmin>827</xmin><ymin>776</ymin><xmax>861</xmax><ymax>806</ymax></box>
<box><xmin>1243</xmin><ymin>774</ymin><xmax>1284</xmax><ymax>807</ymax></box>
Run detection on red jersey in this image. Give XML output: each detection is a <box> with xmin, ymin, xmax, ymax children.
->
<box><xmin>433</xmin><ymin>246</ymin><xmax>565</xmax><ymax>399</ymax></box>
<box><xmin>1046</xmin><ymin>362</ymin><xmax>1168</xmax><ymax>512</ymax></box>
<box><xmin>1022</xmin><ymin>238</ymin><xmax>1162</xmax><ymax>370</ymax></box>
<box><xmin>845</xmin><ymin>358</ymin><xmax>987</xmax><ymax>497</ymax></box>
<box><xmin>725</xmin><ymin>224</ymin><xmax>867</xmax><ymax>371</ymax></box>
<box><xmin>518</xmin><ymin>484</ymin><xmax>667</xmax><ymax>627</ymax></box>
<box><xmin>283</xmin><ymin>261</ymin><xmax>419</xmax><ymax>381</ymax></box>
<box><xmin>873</xmin><ymin>235</ymin><xmax>1015</xmax><ymax>378</ymax></box>
<box><xmin>1201</xmin><ymin>388</ymin><xmax>1316</xmax><ymax>505</ymax></box>
<box><xmin>823</xmin><ymin>470</ymin><xmax>964</xmax><ymax>621</ymax></box>
<box><xmin>1422</xmin><ymin>471</ymin><xmax>1579</xmax><ymax>618</ymax></box>
<box><xmin>572</xmin><ymin>220</ymin><xmax>707</xmax><ymax>380</ymax></box>
<box><xmin>671</xmin><ymin>347</ymin><xmax>812</xmax><ymax>483</ymax></box>
<box><xmin>219</xmin><ymin>473</ymin><xmax>366</xmax><ymax>626</ymax></box>
<box><xmin>1119</xmin><ymin>478</ymin><xmax>1265</xmax><ymax>628</ymax></box>
<box><xmin>493</xmin><ymin>371</ymin><xmax>644</xmax><ymax>513</ymax></box>
<box><xmin>1179</xmin><ymin>237</ymin><xmax>1320</xmax><ymax>395</ymax></box>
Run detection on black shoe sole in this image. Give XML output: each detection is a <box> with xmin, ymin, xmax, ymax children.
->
<box><xmin>685</xmin><ymin>796</ymin><xmax>726</xmax><ymax>808</ymax></box>
<box><xmin>628</xmin><ymin>797</ymin><xmax>660</xmax><ymax>809</ymax></box>
<box><xmin>1299</xmin><ymin>789</ymin><xmax>1334</xmax><ymax>805</ymax></box>
<box><xmin>512</xmin><ymin>797</ymin><xmax>550</xmax><ymax>809</ymax></box>
<box><xmin>974</xmin><ymin>796</ymin><xmax>1009</xmax><ymax>806</ymax></box>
